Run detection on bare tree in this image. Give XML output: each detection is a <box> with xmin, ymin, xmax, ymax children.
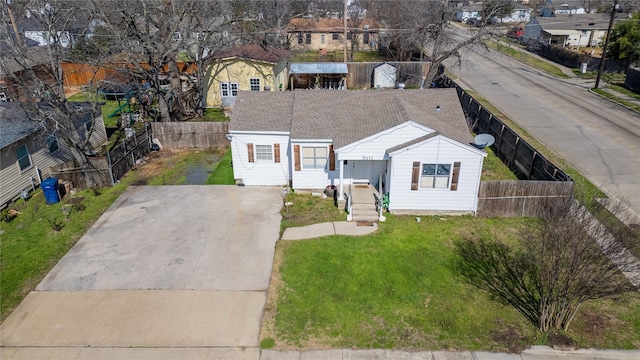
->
<box><xmin>1</xmin><ymin>0</ymin><xmax>104</xmax><ymax>170</ymax></box>
<box><xmin>371</xmin><ymin>0</ymin><xmax>514</xmax><ymax>83</ymax></box>
<box><xmin>453</xmin><ymin>201</ymin><xmax>639</xmax><ymax>332</ymax></box>
<box><xmin>90</xmin><ymin>0</ymin><xmax>230</xmax><ymax>121</ymax></box>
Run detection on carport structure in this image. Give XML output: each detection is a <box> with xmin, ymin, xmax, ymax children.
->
<box><xmin>1</xmin><ymin>185</ymin><xmax>283</xmax><ymax>359</ymax></box>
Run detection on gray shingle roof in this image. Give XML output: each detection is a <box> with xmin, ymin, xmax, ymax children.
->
<box><xmin>535</xmin><ymin>14</ymin><xmax>619</xmax><ymax>31</ymax></box>
<box><xmin>0</xmin><ymin>103</ymin><xmax>40</xmax><ymax>148</ymax></box>
<box><xmin>229</xmin><ymin>91</ymin><xmax>295</xmax><ymax>132</ymax></box>
<box><xmin>229</xmin><ymin>88</ymin><xmax>473</xmax><ymax>149</ymax></box>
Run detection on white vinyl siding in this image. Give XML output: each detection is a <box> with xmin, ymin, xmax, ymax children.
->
<box><xmin>388</xmin><ymin>136</ymin><xmax>485</xmax><ymax>213</ymax></box>
<box><xmin>291</xmin><ymin>141</ymin><xmax>332</xmax><ymax>189</ymax></box>
<box><xmin>229</xmin><ymin>133</ymin><xmax>290</xmax><ymax>186</ymax></box>
<box><xmin>336</xmin><ymin>122</ymin><xmax>434</xmax><ymax>161</ymax></box>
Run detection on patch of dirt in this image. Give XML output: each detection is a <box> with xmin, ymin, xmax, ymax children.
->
<box><xmin>126</xmin><ymin>148</ymin><xmax>191</xmax><ymax>185</ymax></box>
<box><xmin>548</xmin><ymin>331</ymin><xmax>577</xmax><ymax>350</ymax></box>
<box><xmin>491</xmin><ymin>319</ymin><xmax>529</xmax><ymax>353</ymax></box>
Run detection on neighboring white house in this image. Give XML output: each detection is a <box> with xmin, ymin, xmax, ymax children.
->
<box><xmin>523</xmin><ymin>14</ymin><xmax>619</xmax><ymax>47</ymax></box>
<box><xmin>228</xmin><ymin>89</ymin><xmax>487</xmax><ymax>215</ymax></box>
<box><xmin>456</xmin><ymin>5</ymin><xmax>531</xmax><ymax>23</ymax></box>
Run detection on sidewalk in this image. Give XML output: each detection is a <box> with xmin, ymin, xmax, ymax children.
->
<box><xmin>260</xmin><ymin>346</ymin><xmax>640</xmax><ymax>360</ymax></box>
<box><xmin>281</xmin><ymin>221</ymin><xmax>378</xmax><ymax>240</ymax></box>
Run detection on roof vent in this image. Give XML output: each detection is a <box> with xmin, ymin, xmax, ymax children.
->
<box><xmin>589</xmin><ymin>22</ymin><xmax>595</xmax><ymax>26</ymax></box>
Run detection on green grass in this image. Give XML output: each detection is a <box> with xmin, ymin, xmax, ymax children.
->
<box><xmin>66</xmin><ymin>92</ymin><xmax>122</xmax><ymax>127</ymax></box>
<box><xmin>280</xmin><ymin>192</ymin><xmax>346</xmax><ymax>231</ymax></box>
<box><xmin>592</xmin><ymin>87</ymin><xmax>640</xmax><ymax>113</ymax></box>
<box><xmin>142</xmin><ymin>149</ymin><xmax>220</xmax><ymax>185</ymax></box>
<box><xmin>206</xmin><ymin>148</ymin><xmax>234</xmax><ymax>184</ymax></box>
<box><xmin>265</xmin><ymin>215</ymin><xmax>640</xmax><ymax>350</ymax></box>
<box><xmin>0</xmin><ymin>185</ymin><xmax>130</xmax><ymax>321</ymax></box>
<box><xmin>572</xmin><ymin>70</ymin><xmax>627</xmax><ymax>83</ymax></box>
<box><xmin>199</xmin><ymin>108</ymin><xmax>229</xmax><ymax>122</ymax></box>
<box><xmin>486</xmin><ymin>40</ymin><xmax>570</xmax><ymax>79</ymax></box>
<box><xmin>288</xmin><ymin>50</ymin><xmax>384</xmax><ymax>63</ymax></box>
<box><xmin>481</xmin><ymin>146</ymin><xmax>518</xmax><ymax>181</ymax></box>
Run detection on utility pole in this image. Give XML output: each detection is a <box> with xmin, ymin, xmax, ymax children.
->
<box><xmin>343</xmin><ymin>0</ymin><xmax>348</xmax><ymax>63</ymax></box>
<box><xmin>6</xmin><ymin>0</ymin><xmax>25</xmax><ymax>48</ymax></box>
<box><xmin>594</xmin><ymin>0</ymin><xmax>618</xmax><ymax>89</ymax></box>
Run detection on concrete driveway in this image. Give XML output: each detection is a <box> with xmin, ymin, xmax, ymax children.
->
<box><xmin>1</xmin><ymin>185</ymin><xmax>283</xmax><ymax>359</ymax></box>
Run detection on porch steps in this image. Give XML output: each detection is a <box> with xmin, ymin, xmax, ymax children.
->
<box><xmin>351</xmin><ymin>204</ymin><xmax>379</xmax><ymax>222</ymax></box>
<box><xmin>350</xmin><ymin>185</ymin><xmax>379</xmax><ymax>222</ymax></box>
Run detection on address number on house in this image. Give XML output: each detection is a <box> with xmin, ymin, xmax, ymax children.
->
<box><xmin>361</xmin><ymin>156</ymin><xmax>374</xmax><ymax>160</ymax></box>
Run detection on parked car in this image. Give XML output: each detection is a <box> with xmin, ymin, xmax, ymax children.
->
<box><xmin>507</xmin><ymin>25</ymin><xmax>525</xmax><ymax>39</ymax></box>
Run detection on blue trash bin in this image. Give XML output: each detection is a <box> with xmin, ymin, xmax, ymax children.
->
<box><xmin>41</xmin><ymin>178</ymin><xmax>60</xmax><ymax>205</ymax></box>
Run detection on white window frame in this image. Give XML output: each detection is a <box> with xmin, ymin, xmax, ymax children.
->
<box><xmin>420</xmin><ymin>163</ymin><xmax>451</xmax><ymax>189</ymax></box>
<box><xmin>249</xmin><ymin>78</ymin><xmax>261</xmax><ymax>91</ymax></box>
<box><xmin>221</xmin><ymin>82</ymin><xmax>238</xmax><ymax>97</ymax></box>
<box><xmin>255</xmin><ymin>144</ymin><xmax>273</xmax><ymax>161</ymax></box>
<box><xmin>15</xmin><ymin>144</ymin><xmax>32</xmax><ymax>172</ymax></box>
<box><xmin>302</xmin><ymin>146</ymin><xmax>327</xmax><ymax>170</ymax></box>
<box><xmin>321</xmin><ymin>34</ymin><xmax>325</xmax><ymax>44</ymax></box>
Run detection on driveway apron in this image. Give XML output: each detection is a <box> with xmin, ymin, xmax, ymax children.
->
<box><xmin>1</xmin><ymin>186</ymin><xmax>283</xmax><ymax>358</ymax></box>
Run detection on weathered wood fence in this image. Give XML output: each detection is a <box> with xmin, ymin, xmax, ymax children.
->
<box><xmin>346</xmin><ymin>62</ymin><xmax>431</xmax><ymax>89</ymax></box>
<box><xmin>440</xmin><ymin>76</ymin><xmax>571</xmax><ymax>182</ymax></box>
<box><xmin>477</xmin><ymin>180</ymin><xmax>574</xmax><ymax>217</ymax></box>
<box><xmin>151</xmin><ymin>122</ymin><xmax>229</xmax><ymax>148</ymax></box>
<box><xmin>625</xmin><ymin>67</ymin><xmax>640</xmax><ymax>93</ymax></box>
<box><xmin>50</xmin><ymin>123</ymin><xmax>154</xmax><ymax>188</ymax></box>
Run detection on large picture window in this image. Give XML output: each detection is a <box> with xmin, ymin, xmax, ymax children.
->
<box><xmin>255</xmin><ymin>144</ymin><xmax>273</xmax><ymax>161</ymax></box>
<box><xmin>15</xmin><ymin>144</ymin><xmax>32</xmax><ymax>171</ymax></box>
<box><xmin>221</xmin><ymin>82</ymin><xmax>238</xmax><ymax>97</ymax></box>
<box><xmin>302</xmin><ymin>147</ymin><xmax>327</xmax><ymax>169</ymax></box>
<box><xmin>421</xmin><ymin>163</ymin><xmax>450</xmax><ymax>188</ymax></box>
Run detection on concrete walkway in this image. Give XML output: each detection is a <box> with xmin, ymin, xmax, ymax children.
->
<box><xmin>260</xmin><ymin>347</ymin><xmax>640</xmax><ymax>359</ymax></box>
<box><xmin>281</xmin><ymin>221</ymin><xmax>378</xmax><ymax>240</ymax></box>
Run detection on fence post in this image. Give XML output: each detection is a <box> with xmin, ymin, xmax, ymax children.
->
<box><xmin>106</xmin><ymin>149</ymin><xmax>115</xmax><ymax>186</ymax></box>
<box><xmin>145</xmin><ymin>123</ymin><xmax>150</xmax><ymax>149</ymax></box>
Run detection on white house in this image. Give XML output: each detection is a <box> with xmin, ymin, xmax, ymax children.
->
<box><xmin>523</xmin><ymin>14</ymin><xmax>619</xmax><ymax>47</ymax></box>
<box><xmin>228</xmin><ymin>89</ymin><xmax>487</xmax><ymax>216</ymax></box>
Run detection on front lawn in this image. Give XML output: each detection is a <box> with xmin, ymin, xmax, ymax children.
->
<box><xmin>262</xmin><ymin>215</ymin><xmax>640</xmax><ymax>351</ymax></box>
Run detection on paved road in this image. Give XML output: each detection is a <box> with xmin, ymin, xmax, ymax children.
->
<box><xmin>444</xmin><ymin>39</ymin><xmax>640</xmax><ymax>225</ymax></box>
<box><xmin>1</xmin><ymin>185</ymin><xmax>283</xmax><ymax>359</ymax></box>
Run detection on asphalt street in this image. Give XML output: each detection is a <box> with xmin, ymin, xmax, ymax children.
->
<box><xmin>444</xmin><ymin>34</ymin><xmax>640</xmax><ymax>225</ymax></box>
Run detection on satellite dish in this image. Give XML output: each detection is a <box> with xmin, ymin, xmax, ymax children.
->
<box><xmin>473</xmin><ymin>134</ymin><xmax>495</xmax><ymax>149</ymax></box>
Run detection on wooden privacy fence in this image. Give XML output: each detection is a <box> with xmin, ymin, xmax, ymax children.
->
<box><xmin>49</xmin><ymin>157</ymin><xmax>112</xmax><ymax>189</ymax></box>
<box><xmin>625</xmin><ymin>67</ymin><xmax>640</xmax><ymax>93</ymax></box>
<box><xmin>346</xmin><ymin>62</ymin><xmax>431</xmax><ymax>89</ymax></box>
<box><xmin>477</xmin><ymin>180</ymin><xmax>574</xmax><ymax>217</ymax></box>
<box><xmin>439</xmin><ymin>76</ymin><xmax>571</xmax><ymax>182</ymax></box>
<box><xmin>152</xmin><ymin>122</ymin><xmax>229</xmax><ymax>148</ymax></box>
<box><xmin>50</xmin><ymin>123</ymin><xmax>154</xmax><ymax>188</ymax></box>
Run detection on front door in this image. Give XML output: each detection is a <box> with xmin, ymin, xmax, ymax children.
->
<box><xmin>352</xmin><ymin>160</ymin><xmax>372</xmax><ymax>184</ymax></box>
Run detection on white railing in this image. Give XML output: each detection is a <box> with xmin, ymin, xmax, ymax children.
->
<box><xmin>347</xmin><ymin>183</ymin><xmax>353</xmax><ymax>221</ymax></box>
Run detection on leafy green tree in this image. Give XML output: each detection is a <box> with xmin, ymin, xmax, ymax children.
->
<box><xmin>608</xmin><ymin>12</ymin><xmax>640</xmax><ymax>67</ymax></box>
